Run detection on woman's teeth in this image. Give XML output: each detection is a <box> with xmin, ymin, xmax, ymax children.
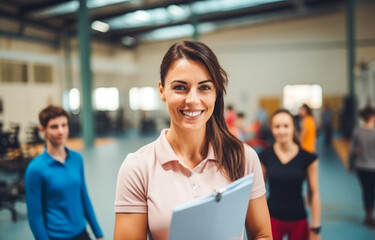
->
<box><xmin>183</xmin><ymin>111</ymin><xmax>202</xmax><ymax>117</ymax></box>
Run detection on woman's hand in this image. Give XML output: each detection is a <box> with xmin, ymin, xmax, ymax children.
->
<box><xmin>310</xmin><ymin>231</ymin><xmax>321</xmax><ymax>240</ymax></box>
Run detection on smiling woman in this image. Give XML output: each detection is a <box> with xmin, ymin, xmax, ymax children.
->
<box><xmin>114</xmin><ymin>41</ymin><xmax>272</xmax><ymax>240</ymax></box>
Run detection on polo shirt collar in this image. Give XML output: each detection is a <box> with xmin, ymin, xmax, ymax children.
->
<box><xmin>155</xmin><ymin>129</ymin><xmax>216</xmax><ymax>166</ymax></box>
<box><xmin>43</xmin><ymin>146</ymin><xmax>70</xmax><ymax>165</ymax></box>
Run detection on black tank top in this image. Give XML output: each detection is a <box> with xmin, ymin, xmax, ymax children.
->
<box><xmin>259</xmin><ymin>146</ymin><xmax>317</xmax><ymax>220</ymax></box>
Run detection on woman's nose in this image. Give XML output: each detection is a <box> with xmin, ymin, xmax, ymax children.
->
<box><xmin>186</xmin><ymin>89</ymin><xmax>199</xmax><ymax>105</ymax></box>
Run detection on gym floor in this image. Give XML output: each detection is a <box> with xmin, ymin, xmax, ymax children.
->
<box><xmin>1</xmin><ymin>131</ymin><xmax>375</xmax><ymax>240</ymax></box>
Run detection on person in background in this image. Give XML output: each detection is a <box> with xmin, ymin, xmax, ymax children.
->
<box><xmin>233</xmin><ymin>112</ymin><xmax>247</xmax><ymax>142</ymax></box>
<box><xmin>255</xmin><ymin>103</ymin><xmax>269</xmax><ymax>129</ymax></box>
<box><xmin>259</xmin><ymin>109</ymin><xmax>321</xmax><ymax>240</ymax></box>
<box><xmin>139</xmin><ymin>110</ymin><xmax>156</xmax><ymax>135</ymax></box>
<box><xmin>114</xmin><ymin>41</ymin><xmax>272</xmax><ymax>240</ymax></box>
<box><xmin>321</xmin><ymin>104</ymin><xmax>333</xmax><ymax>146</ymax></box>
<box><xmin>25</xmin><ymin>105</ymin><xmax>104</xmax><ymax>240</ymax></box>
<box><xmin>349</xmin><ymin>105</ymin><xmax>375</xmax><ymax>227</ymax></box>
<box><xmin>247</xmin><ymin>106</ymin><xmax>272</xmax><ymax>153</ymax></box>
<box><xmin>299</xmin><ymin>104</ymin><xmax>317</xmax><ymax>153</ymax></box>
<box><xmin>225</xmin><ymin>104</ymin><xmax>236</xmax><ymax>133</ymax></box>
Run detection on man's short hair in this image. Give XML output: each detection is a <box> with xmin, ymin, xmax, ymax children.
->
<box><xmin>39</xmin><ymin>105</ymin><xmax>69</xmax><ymax>128</ymax></box>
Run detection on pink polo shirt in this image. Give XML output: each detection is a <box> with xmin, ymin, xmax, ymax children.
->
<box><xmin>115</xmin><ymin>129</ymin><xmax>266</xmax><ymax>240</ymax></box>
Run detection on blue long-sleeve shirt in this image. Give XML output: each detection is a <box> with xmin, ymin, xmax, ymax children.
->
<box><xmin>25</xmin><ymin>147</ymin><xmax>103</xmax><ymax>240</ymax></box>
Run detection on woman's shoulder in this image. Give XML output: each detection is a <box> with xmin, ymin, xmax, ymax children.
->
<box><xmin>243</xmin><ymin>143</ymin><xmax>263</xmax><ymax>169</ymax></box>
<box><xmin>117</xmin><ymin>141</ymin><xmax>158</xmax><ymax>187</ymax></box>
<box><xmin>299</xmin><ymin>148</ymin><xmax>318</xmax><ymax>163</ymax></box>
<box><xmin>243</xmin><ymin>143</ymin><xmax>258</xmax><ymax>158</ymax></box>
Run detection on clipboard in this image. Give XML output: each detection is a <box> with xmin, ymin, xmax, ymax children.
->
<box><xmin>169</xmin><ymin>174</ymin><xmax>254</xmax><ymax>240</ymax></box>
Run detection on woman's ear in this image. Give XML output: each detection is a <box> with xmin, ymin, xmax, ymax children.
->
<box><xmin>158</xmin><ymin>81</ymin><xmax>166</xmax><ymax>102</ymax></box>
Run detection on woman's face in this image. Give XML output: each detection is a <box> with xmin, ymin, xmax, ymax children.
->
<box><xmin>271</xmin><ymin>112</ymin><xmax>295</xmax><ymax>144</ymax></box>
<box><xmin>299</xmin><ymin>107</ymin><xmax>306</xmax><ymax>117</ymax></box>
<box><xmin>158</xmin><ymin>58</ymin><xmax>217</xmax><ymax>132</ymax></box>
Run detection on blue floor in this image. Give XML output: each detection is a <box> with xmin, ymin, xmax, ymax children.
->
<box><xmin>1</xmin><ymin>131</ymin><xmax>375</xmax><ymax>240</ymax></box>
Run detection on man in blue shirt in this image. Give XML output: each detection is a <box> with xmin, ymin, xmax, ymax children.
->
<box><xmin>25</xmin><ymin>105</ymin><xmax>104</xmax><ymax>240</ymax></box>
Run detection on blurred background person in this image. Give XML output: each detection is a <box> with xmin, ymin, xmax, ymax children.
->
<box><xmin>232</xmin><ymin>112</ymin><xmax>247</xmax><ymax>142</ymax></box>
<box><xmin>255</xmin><ymin>103</ymin><xmax>269</xmax><ymax>131</ymax></box>
<box><xmin>299</xmin><ymin>104</ymin><xmax>317</xmax><ymax>154</ymax></box>
<box><xmin>349</xmin><ymin>105</ymin><xmax>375</xmax><ymax>228</ymax></box>
<box><xmin>25</xmin><ymin>105</ymin><xmax>104</xmax><ymax>240</ymax></box>
<box><xmin>259</xmin><ymin>109</ymin><xmax>321</xmax><ymax>240</ymax></box>
<box><xmin>139</xmin><ymin>110</ymin><xmax>156</xmax><ymax>136</ymax></box>
<box><xmin>321</xmin><ymin>104</ymin><xmax>333</xmax><ymax>146</ymax></box>
<box><xmin>225</xmin><ymin>104</ymin><xmax>236</xmax><ymax>134</ymax></box>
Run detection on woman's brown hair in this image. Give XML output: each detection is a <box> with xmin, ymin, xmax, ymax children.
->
<box><xmin>300</xmin><ymin>103</ymin><xmax>313</xmax><ymax>116</ymax></box>
<box><xmin>160</xmin><ymin>41</ymin><xmax>244</xmax><ymax>181</ymax></box>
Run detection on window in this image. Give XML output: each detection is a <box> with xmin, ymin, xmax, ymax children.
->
<box><xmin>94</xmin><ymin>87</ymin><xmax>119</xmax><ymax>111</ymax></box>
<box><xmin>129</xmin><ymin>87</ymin><xmax>160</xmax><ymax>111</ymax></box>
<box><xmin>0</xmin><ymin>60</ymin><xmax>27</xmax><ymax>83</ymax></box>
<box><xmin>283</xmin><ymin>84</ymin><xmax>322</xmax><ymax>114</ymax></box>
<box><xmin>34</xmin><ymin>64</ymin><xmax>53</xmax><ymax>83</ymax></box>
<box><xmin>68</xmin><ymin>88</ymin><xmax>80</xmax><ymax>113</ymax></box>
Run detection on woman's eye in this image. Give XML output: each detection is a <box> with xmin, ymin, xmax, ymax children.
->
<box><xmin>173</xmin><ymin>85</ymin><xmax>186</xmax><ymax>90</ymax></box>
<box><xmin>200</xmin><ymin>85</ymin><xmax>211</xmax><ymax>90</ymax></box>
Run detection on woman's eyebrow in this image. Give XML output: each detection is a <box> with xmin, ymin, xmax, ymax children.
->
<box><xmin>170</xmin><ymin>79</ymin><xmax>213</xmax><ymax>84</ymax></box>
<box><xmin>198</xmin><ymin>80</ymin><xmax>213</xmax><ymax>84</ymax></box>
<box><xmin>170</xmin><ymin>80</ymin><xmax>187</xmax><ymax>84</ymax></box>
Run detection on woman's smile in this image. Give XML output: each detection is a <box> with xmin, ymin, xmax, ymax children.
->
<box><xmin>180</xmin><ymin>110</ymin><xmax>204</xmax><ymax>118</ymax></box>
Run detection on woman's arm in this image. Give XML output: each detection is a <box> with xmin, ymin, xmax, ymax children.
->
<box><xmin>307</xmin><ymin>160</ymin><xmax>321</xmax><ymax>240</ymax></box>
<box><xmin>245</xmin><ymin>195</ymin><xmax>272</xmax><ymax>240</ymax></box>
<box><xmin>114</xmin><ymin>213</ymin><xmax>148</xmax><ymax>240</ymax></box>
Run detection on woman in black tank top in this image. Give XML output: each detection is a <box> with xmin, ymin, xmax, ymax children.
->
<box><xmin>259</xmin><ymin>109</ymin><xmax>321</xmax><ymax>240</ymax></box>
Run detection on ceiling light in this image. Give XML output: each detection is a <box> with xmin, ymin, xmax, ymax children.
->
<box><xmin>122</xmin><ymin>36</ymin><xmax>137</xmax><ymax>47</ymax></box>
<box><xmin>134</xmin><ymin>10</ymin><xmax>150</xmax><ymax>21</ymax></box>
<box><xmin>167</xmin><ymin>5</ymin><xmax>185</xmax><ymax>16</ymax></box>
<box><xmin>91</xmin><ymin>20</ymin><xmax>110</xmax><ymax>32</ymax></box>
